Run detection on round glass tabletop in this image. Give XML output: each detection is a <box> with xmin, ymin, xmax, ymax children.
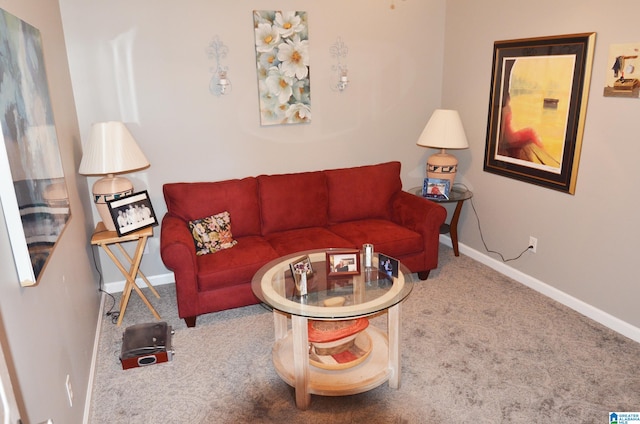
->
<box><xmin>251</xmin><ymin>249</ymin><xmax>414</xmax><ymax>319</ymax></box>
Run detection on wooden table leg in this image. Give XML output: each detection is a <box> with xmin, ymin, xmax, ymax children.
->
<box><xmin>116</xmin><ymin>243</ymin><xmax>160</xmax><ymax>299</ymax></box>
<box><xmin>117</xmin><ymin>279</ymin><xmax>135</xmax><ymax>326</ymax></box>
<box><xmin>100</xmin><ymin>236</ymin><xmax>160</xmax><ymax>325</ymax></box>
<box><xmin>450</xmin><ymin>200</ymin><xmax>464</xmax><ymax>256</ymax></box>
<box><xmin>388</xmin><ymin>303</ymin><xmax>401</xmax><ymax>389</ymax></box>
<box><xmin>291</xmin><ymin>315</ymin><xmax>311</xmax><ymax>410</ymax></box>
<box><xmin>273</xmin><ymin>310</ymin><xmax>288</xmax><ymax>342</ymax></box>
<box><xmin>272</xmin><ymin>276</ymin><xmax>289</xmax><ymax>342</ymax></box>
<box><xmin>124</xmin><ymin>235</ymin><xmax>160</xmax><ymax>321</ymax></box>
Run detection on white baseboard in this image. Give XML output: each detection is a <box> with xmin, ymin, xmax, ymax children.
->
<box><xmin>102</xmin><ymin>240</ymin><xmax>640</xmax><ymax>344</ymax></box>
<box><xmin>83</xmin><ymin>292</ymin><xmax>105</xmax><ymax>424</ymax></box>
<box><xmin>103</xmin><ymin>272</ymin><xmax>175</xmax><ymax>294</ymax></box>
<box><xmin>440</xmin><ymin>235</ymin><xmax>640</xmax><ymax>344</ymax></box>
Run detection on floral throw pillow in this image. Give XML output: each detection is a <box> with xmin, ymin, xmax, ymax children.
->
<box><xmin>188</xmin><ymin>211</ymin><xmax>238</xmax><ymax>256</ymax></box>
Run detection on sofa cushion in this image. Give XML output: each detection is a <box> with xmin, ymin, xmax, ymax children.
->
<box><xmin>196</xmin><ymin>236</ymin><xmax>278</xmax><ymax>291</ymax></box>
<box><xmin>264</xmin><ymin>227</ymin><xmax>355</xmax><ymax>256</ymax></box>
<box><xmin>163</xmin><ymin>178</ymin><xmax>261</xmax><ymax>237</ymax></box>
<box><xmin>188</xmin><ymin>211</ymin><xmax>238</xmax><ymax>255</ymax></box>
<box><xmin>325</xmin><ymin>161</ymin><xmax>402</xmax><ymax>223</ymax></box>
<box><xmin>329</xmin><ymin>219</ymin><xmax>423</xmax><ymax>257</ymax></box>
<box><xmin>258</xmin><ymin>171</ymin><xmax>329</xmax><ymax>235</ymax></box>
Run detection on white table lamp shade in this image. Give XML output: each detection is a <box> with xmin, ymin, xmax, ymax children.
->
<box><xmin>416</xmin><ymin>109</ymin><xmax>469</xmax><ymax>188</ymax></box>
<box><xmin>416</xmin><ymin>109</ymin><xmax>469</xmax><ymax>150</ymax></box>
<box><xmin>79</xmin><ymin>121</ymin><xmax>150</xmax><ymax>231</ymax></box>
<box><xmin>79</xmin><ymin>121</ymin><xmax>149</xmax><ymax>175</ymax></box>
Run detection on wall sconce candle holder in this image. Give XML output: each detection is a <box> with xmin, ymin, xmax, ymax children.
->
<box><xmin>330</xmin><ymin>37</ymin><xmax>349</xmax><ymax>92</ymax></box>
<box><xmin>207</xmin><ymin>36</ymin><xmax>231</xmax><ymax>96</ymax></box>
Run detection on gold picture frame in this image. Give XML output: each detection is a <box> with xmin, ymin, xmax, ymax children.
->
<box><xmin>483</xmin><ymin>33</ymin><xmax>596</xmax><ymax>194</ymax></box>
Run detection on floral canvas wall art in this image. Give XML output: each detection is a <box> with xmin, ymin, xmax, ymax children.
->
<box><xmin>253</xmin><ymin>10</ymin><xmax>311</xmax><ymax>126</ymax></box>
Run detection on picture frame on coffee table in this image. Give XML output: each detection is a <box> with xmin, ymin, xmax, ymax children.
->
<box><xmin>289</xmin><ymin>255</ymin><xmax>314</xmax><ymax>285</ymax></box>
<box><xmin>326</xmin><ymin>250</ymin><xmax>360</xmax><ymax>277</ymax></box>
<box><xmin>378</xmin><ymin>253</ymin><xmax>399</xmax><ymax>278</ymax></box>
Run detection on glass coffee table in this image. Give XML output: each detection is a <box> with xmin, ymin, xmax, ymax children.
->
<box><xmin>251</xmin><ymin>249</ymin><xmax>414</xmax><ymax>410</ymax></box>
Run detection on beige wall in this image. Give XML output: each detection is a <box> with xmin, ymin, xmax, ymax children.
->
<box><xmin>1</xmin><ymin>0</ymin><xmax>638</xmax><ymax>420</ymax></box>
<box><xmin>442</xmin><ymin>0</ymin><xmax>640</xmax><ymax>332</ymax></box>
<box><xmin>0</xmin><ymin>0</ymin><xmax>100</xmax><ymax>422</ymax></box>
<box><xmin>59</xmin><ymin>0</ymin><xmax>448</xmax><ymax>286</ymax></box>
<box><xmin>58</xmin><ymin>0</ymin><xmax>640</xmax><ymax>340</ymax></box>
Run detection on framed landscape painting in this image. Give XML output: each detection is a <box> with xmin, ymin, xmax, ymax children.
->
<box><xmin>0</xmin><ymin>9</ymin><xmax>70</xmax><ymax>286</ymax></box>
<box><xmin>483</xmin><ymin>33</ymin><xmax>596</xmax><ymax>194</ymax></box>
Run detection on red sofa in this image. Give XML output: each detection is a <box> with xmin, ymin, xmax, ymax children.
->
<box><xmin>161</xmin><ymin>161</ymin><xmax>446</xmax><ymax>327</ymax></box>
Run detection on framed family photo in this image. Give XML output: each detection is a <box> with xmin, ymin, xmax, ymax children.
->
<box><xmin>422</xmin><ymin>178</ymin><xmax>450</xmax><ymax>200</ymax></box>
<box><xmin>326</xmin><ymin>249</ymin><xmax>360</xmax><ymax>278</ymax></box>
<box><xmin>378</xmin><ymin>253</ymin><xmax>399</xmax><ymax>278</ymax></box>
<box><xmin>289</xmin><ymin>255</ymin><xmax>313</xmax><ymax>284</ymax></box>
<box><xmin>483</xmin><ymin>33</ymin><xmax>596</xmax><ymax>194</ymax></box>
<box><xmin>107</xmin><ymin>190</ymin><xmax>157</xmax><ymax>236</ymax></box>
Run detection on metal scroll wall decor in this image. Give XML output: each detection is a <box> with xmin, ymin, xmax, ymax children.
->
<box><xmin>0</xmin><ymin>8</ymin><xmax>71</xmax><ymax>286</ymax></box>
<box><xmin>207</xmin><ymin>35</ymin><xmax>232</xmax><ymax>96</ymax></box>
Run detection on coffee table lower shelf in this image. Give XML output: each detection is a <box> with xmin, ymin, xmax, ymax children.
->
<box><xmin>272</xmin><ymin>326</ymin><xmax>391</xmax><ymax>396</ymax></box>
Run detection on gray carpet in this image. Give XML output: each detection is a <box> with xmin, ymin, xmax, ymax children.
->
<box><xmin>88</xmin><ymin>246</ymin><xmax>640</xmax><ymax>423</ymax></box>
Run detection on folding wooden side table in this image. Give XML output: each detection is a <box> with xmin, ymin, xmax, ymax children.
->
<box><xmin>90</xmin><ymin>222</ymin><xmax>160</xmax><ymax>326</ymax></box>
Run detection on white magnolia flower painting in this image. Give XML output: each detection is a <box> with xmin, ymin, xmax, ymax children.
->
<box><xmin>253</xmin><ymin>10</ymin><xmax>311</xmax><ymax>126</ymax></box>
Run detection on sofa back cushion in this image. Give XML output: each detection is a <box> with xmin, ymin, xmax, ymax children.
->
<box><xmin>163</xmin><ymin>178</ymin><xmax>261</xmax><ymax>237</ymax></box>
<box><xmin>325</xmin><ymin>161</ymin><xmax>402</xmax><ymax>223</ymax></box>
<box><xmin>258</xmin><ymin>171</ymin><xmax>329</xmax><ymax>235</ymax></box>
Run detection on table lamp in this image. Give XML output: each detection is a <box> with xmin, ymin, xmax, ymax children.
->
<box><xmin>79</xmin><ymin>121</ymin><xmax>150</xmax><ymax>231</ymax></box>
<box><xmin>416</xmin><ymin>109</ymin><xmax>469</xmax><ymax>189</ymax></box>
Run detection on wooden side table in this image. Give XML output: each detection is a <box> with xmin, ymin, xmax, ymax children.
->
<box><xmin>409</xmin><ymin>186</ymin><xmax>473</xmax><ymax>256</ymax></box>
<box><xmin>90</xmin><ymin>222</ymin><xmax>161</xmax><ymax>326</ymax></box>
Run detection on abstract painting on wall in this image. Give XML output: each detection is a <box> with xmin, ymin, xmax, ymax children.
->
<box><xmin>0</xmin><ymin>8</ymin><xmax>70</xmax><ymax>286</ymax></box>
<box><xmin>253</xmin><ymin>10</ymin><xmax>311</xmax><ymax>126</ymax></box>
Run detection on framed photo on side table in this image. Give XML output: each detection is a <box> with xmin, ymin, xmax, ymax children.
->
<box><xmin>422</xmin><ymin>178</ymin><xmax>450</xmax><ymax>200</ymax></box>
<box><xmin>107</xmin><ymin>190</ymin><xmax>158</xmax><ymax>236</ymax></box>
<box><xmin>326</xmin><ymin>250</ymin><xmax>360</xmax><ymax>278</ymax></box>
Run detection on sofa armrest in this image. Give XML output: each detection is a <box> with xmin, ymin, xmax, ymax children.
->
<box><xmin>391</xmin><ymin>191</ymin><xmax>447</xmax><ymax>270</ymax></box>
<box><xmin>391</xmin><ymin>191</ymin><xmax>447</xmax><ymax>234</ymax></box>
<box><xmin>160</xmin><ymin>214</ymin><xmax>199</xmax><ymax>318</ymax></box>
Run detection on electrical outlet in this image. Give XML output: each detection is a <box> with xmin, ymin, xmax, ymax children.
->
<box><xmin>529</xmin><ymin>236</ymin><xmax>538</xmax><ymax>253</ymax></box>
<box><xmin>65</xmin><ymin>374</ymin><xmax>73</xmax><ymax>407</ymax></box>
